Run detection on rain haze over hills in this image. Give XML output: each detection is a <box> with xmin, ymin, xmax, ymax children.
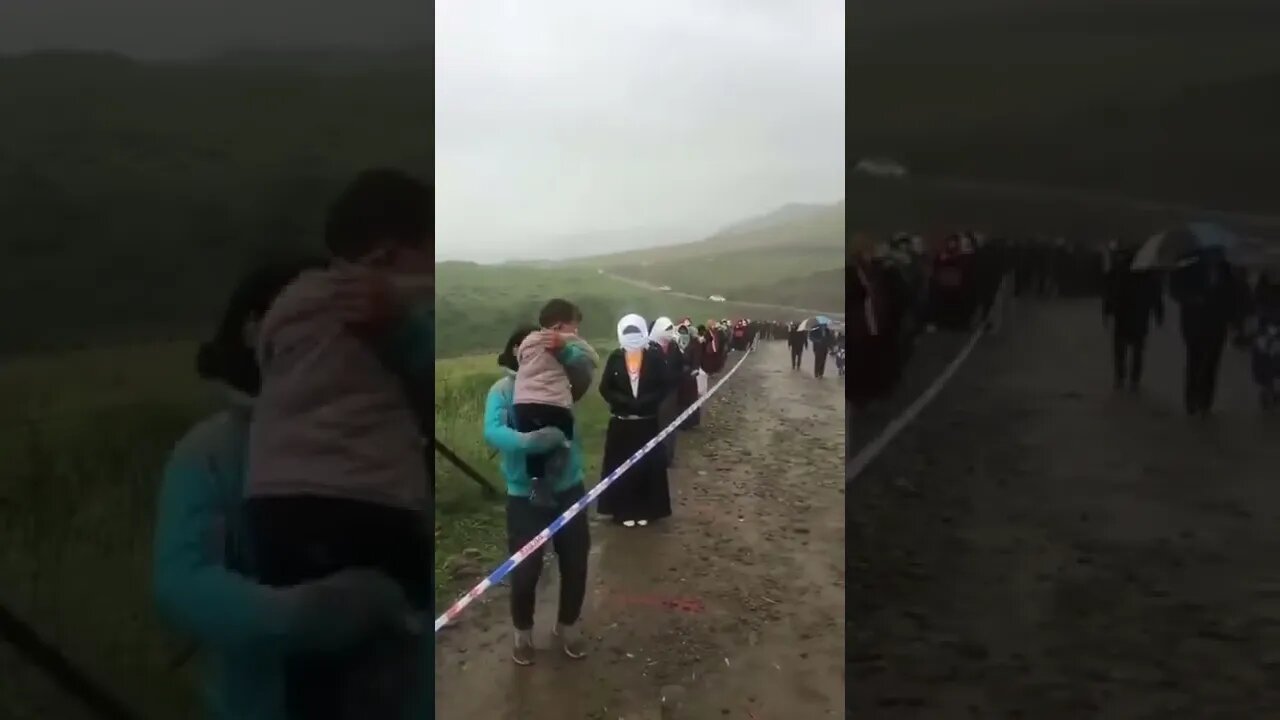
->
<box><xmin>435</xmin><ymin>0</ymin><xmax>845</xmax><ymax>263</ymax></box>
<box><xmin>0</xmin><ymin>0</ymin><xmax>424</xmax><ymax>59</ymax></box>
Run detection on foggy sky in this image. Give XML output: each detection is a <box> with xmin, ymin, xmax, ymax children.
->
<box><xmin>436</xmin><ymin>0</ymin><xmax>845</xmax><ymax>263</ymax></box>
<box><xmin>0</xmin><ymin>0</ymin><xmax>424</xmax><ymax>59</ymax></box>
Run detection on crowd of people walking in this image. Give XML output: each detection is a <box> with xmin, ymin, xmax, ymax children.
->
<box><xmin>843</xmin><ymin>227</ymin><xmax>1280</xmax><ymax>418</ymax></box>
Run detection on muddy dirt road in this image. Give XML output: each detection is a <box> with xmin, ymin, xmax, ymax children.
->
<box><xmin>436</xmin><ymin>341</ymin><xmax>844</xmax><ymax>719</ymax></box>
<box><xmin>850</xmin><ymin>299</ymin><xmax>1280</xmax><ymax>718</ymax></box>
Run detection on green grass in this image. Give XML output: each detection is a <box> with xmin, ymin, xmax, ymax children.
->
<box><xmin>0</xmin><ymin>341</ymin><xmax>216</xmax><ymax>718</ymax></box>
<box><xmin>568</xmin><ymin>202</ymin><xmax>845</xmax><ymax>310</ymax></box>
<box><xmin>436</xmin><ymin>263</ymin><xmax>822</xmax><ymax>359</ymax></box>
<box><xmin>848</xmin><ymin>13</ymin><xmax>1280</xmax><ymax>216</ymax></box>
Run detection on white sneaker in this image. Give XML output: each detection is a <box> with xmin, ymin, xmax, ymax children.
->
<box><xmin>623</xmin><ymin>520</ymin><xmax>636</xmax><ymax>528</ymax></box>
<box><xmin>637</xmin><ymin>520</ymin><xmax>649</xmax><ymax>527</ymax></box>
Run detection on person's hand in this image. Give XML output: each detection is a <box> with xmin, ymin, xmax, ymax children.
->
<box><xmin>524</xmin><ymin>426</ymin><xmax>568</xmax><ymax>452</ymax></box>
<box><xmin>388</xmin><ymin>272</ymin><xmax>434</xmax><ymax>305</ymax></box>
<box><xmin>545</xmin><ymin>331</ymin><xmax>567</xmax><ymax>353</ymax></box>
<box><xmin>329</xmin><ymin>263</ymin><xmax>397</xmax><ymax>328</ymax></box>
<box><xmin>282</xmin><ymin>568</ymin><xmax>410</xmax><ymax>643</ymax></box>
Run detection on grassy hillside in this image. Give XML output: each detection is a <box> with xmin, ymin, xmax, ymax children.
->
<box><xmin>0</xmin><ymin>50</ymin><xmax>430</xmax><ymax>716</ymax></box>
<box><xmin>555</xmin><ymin>201</ymin><xmax>845</xmax><ymax>314</ymax></box>
<box><xmin>0</xmin><ymin>51</ymin><xmax>430</xmax><ymax>357</ymax></box>
<box><xmin>849</xmin><ymin>3</ymin><xmax>1280</xmax><ymax>218</ymax></box>
<box><xmin>0</xmin><ymin>341</ymin><xmax>212</xmax><ymax>718</ymax></box>
<box><xmin>435</xmin><ymin>261</ymin><xmax>820</xmax><ymax>359</ymax></box>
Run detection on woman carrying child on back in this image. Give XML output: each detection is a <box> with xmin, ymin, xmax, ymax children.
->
<box><xmin>511</xmin><ymin>299</ymin><xmax>600</xmax><ymax>507</ymax></box>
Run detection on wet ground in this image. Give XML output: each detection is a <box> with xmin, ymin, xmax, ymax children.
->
<box><xmin>850</xmin><ymin>299</ymin><xmax>1280</xmax><ymax>718</ymax></box>
<box><xmin>436</xmin><ymin>341</ymin><xmax>845</xmax><ymax>719</ymax></box>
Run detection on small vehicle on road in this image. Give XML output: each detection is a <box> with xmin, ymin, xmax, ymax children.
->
<box><xmin>709</xmin><ymin>294</ymin><xmax>726</xmax><ymax>302</ymax></box>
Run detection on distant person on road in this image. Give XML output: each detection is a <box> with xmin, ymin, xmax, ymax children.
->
<box><xmin>975</xmin><ymin>237</ymin><xmax>1008</xmax><ymax>330</ymax></box>
<box><xmin>649</xmin><ymin>316</ymin><xmax>684</xmax><ymax>465</ymax></box>
<box><xmin>811</xmin><ymin>321</ymin><xmax>833</xmax><ymax>379</ymax></box>
<box><xmin>1103</xmin><ymin>245</ymin><xmax>1164</xmax><ymax>391</ymax></box>
<box><xmin>511</xmin><ymin>298</ymin><xmax>600</xmax><ymax>506</ymax></box>
<box><xmin>929</xmin><ymin>235</ymin><xmax>968</xmax><ymax>330</ymax></box>
<box><xmin>676</xmin><ymin>321</ymin><xmax>703</xmax><ymax>429</ymax></box>
<box><xmin>701</xmin><ymin>320</ymin><xmax>727</xmax><ymax>375</ymax></box>
<box><xmin>154</xmin><ymin>259</ymin><xmax>421</xmax><ymax>720</ymax></box>
<box><xmin>485</xmin><ymin>324</ymin><xmax>594</xmax><ymax>666</ymax></box>
<box><xmin>1170</xmin><ymin>247</ymin><xmax>1246</xmax><ymax>416</ymax></box>
<box><xmin>1254</xmin><ymin>272</ymin><xmax>1280</xmax><ymax>325</ymax></box>
<box><xmin>597</xmin><ymin>314</ymin><xmax>673</xmax><ymax>527</ymax></box>
<box><xmin>787</xmin><ymin>321</ymin><xmax>808</xmax><ymax>370</ymax></box>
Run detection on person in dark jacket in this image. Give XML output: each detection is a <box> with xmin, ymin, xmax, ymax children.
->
<box><xmin>787</xmin><ymin>322</ymin><xmax>808</xmax><ymax>370</ymax></box>
<box><xmin>810</xmin><ymin>323</ymin><xmax>833</xmax><ymax>378</ymax></box>
<box><xmin>597</xmin><ymin>314</ymin><xmax>672</xmax><ymax>526</ymax></box>
<box><xmin>1104</xmin><ymin>246</ymin><xmax>1164</xmax><ymax>391</ymax></box>
<box><xmin>1170</xmin><ymin>247</ymin><xmax>1245</xmax><ymax>416</ymax></box>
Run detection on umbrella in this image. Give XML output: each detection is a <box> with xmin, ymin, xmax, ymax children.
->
<box><xmin>1131</xmin><ymin>222</ymin><xmax>1254</xmax><ymax>270</ymax></box>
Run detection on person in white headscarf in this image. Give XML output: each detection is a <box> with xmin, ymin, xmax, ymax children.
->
<box><xmin>674</xmin><ymin>320</ymin><xmax>703</xmax><ymax>429</ymax></box>
<box><xmin>596</xmin><ymin>314</ymin><xmax>673</xmax><ymax>527</ymax></box>
<box><xmin>647</xmin><ymin>315</ymin><xmax>684</xmax><ymax>465</ymax></box>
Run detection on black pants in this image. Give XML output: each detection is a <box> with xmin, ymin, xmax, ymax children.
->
<box><xmin>1183</xmin><ymin>325</ymin><xmax>1228</xmax><ymax>414</ymax></box>
<box><xmin>507</xmin><ymin>484</ymin><xmax>590</xmax><ymax>630</ymax></box>
<box><xmin>814</xmin><ymin>350</ymin><xmax>828</xmax><ymax>378</ymax></box>
<box><xmin>789</xmin><ymin>347</ymin><xmax>803</xmax><ymax>369</ymax></box>
<box><xmin>511</xmin><ymin>403</ymin><xmax>574</xmax><ymax>479</ymax></box>
<box><xmin>246</xmin><ymin>496</ymin><xmax>430</xmax><ymax>720</ymax></box>
<box><xmin>1113</xmin><ymin>331</ymin><xmax>1147</xmax><ymax>387</ymax></box>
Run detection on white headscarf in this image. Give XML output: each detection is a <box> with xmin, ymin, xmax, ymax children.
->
<box><xmin>617</xmin><ymin>313</ymin><xmax>649</xmax><ymax>351</ymax></box>
<box><xmin>649</xmin><ymin>316</ymin><xmax>676</xmax><ymax>345</ymax></box>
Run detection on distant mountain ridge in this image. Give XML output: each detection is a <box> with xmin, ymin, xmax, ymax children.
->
<box><xmin>207</xmin><ymin>45</ymin><xmax>431</xmax><ymax>72</ymax></box>
<box><xmin>572</xmin><ymin>199</ymin><xmax>844</xmax><ymax>266</ymax></box>
<box><xmin>714</xmin><ymin>202</ymin><xmax>836</xmax><ymax>237</ymax></box>
<box><xmin>0</xmin><ymin>46</ymin><xmax>430</xmax><ymax>72</ymax></box>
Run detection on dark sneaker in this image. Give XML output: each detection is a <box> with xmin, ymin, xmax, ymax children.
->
<box><xmin>555</xmin><ymin>623</ymin><xmax>587</xmax><ymax>659</ymax></box>
<box><xmin>512</xmin><ymin>629</ymin><xmax>535</xmax><ymax>666</ymax></box>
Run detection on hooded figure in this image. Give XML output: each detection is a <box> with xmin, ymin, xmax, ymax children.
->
<box><xmin>648</xmin><ymin>315</ymin><xmax>683</xmax><ymax>464</ymax></box>
<box><xmin>675</xmin><ymin>323</ymin><xmax>703</xmax><ymax>428</ymax></box>
<box><xmin>649</xmin><ymin>316</ymin><xmax>677</xmax><ymax>347</ymax></box>
<box><xmin>596</xmin><ymin>314</ymin><xmax>673</xmax><ymax>526</ymax></box>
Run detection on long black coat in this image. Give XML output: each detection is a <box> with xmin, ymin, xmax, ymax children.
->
<box><xmin>1104</xmin><ymin>267</ymin><xmax>1164</xmax><ymax>339</ymax></box>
